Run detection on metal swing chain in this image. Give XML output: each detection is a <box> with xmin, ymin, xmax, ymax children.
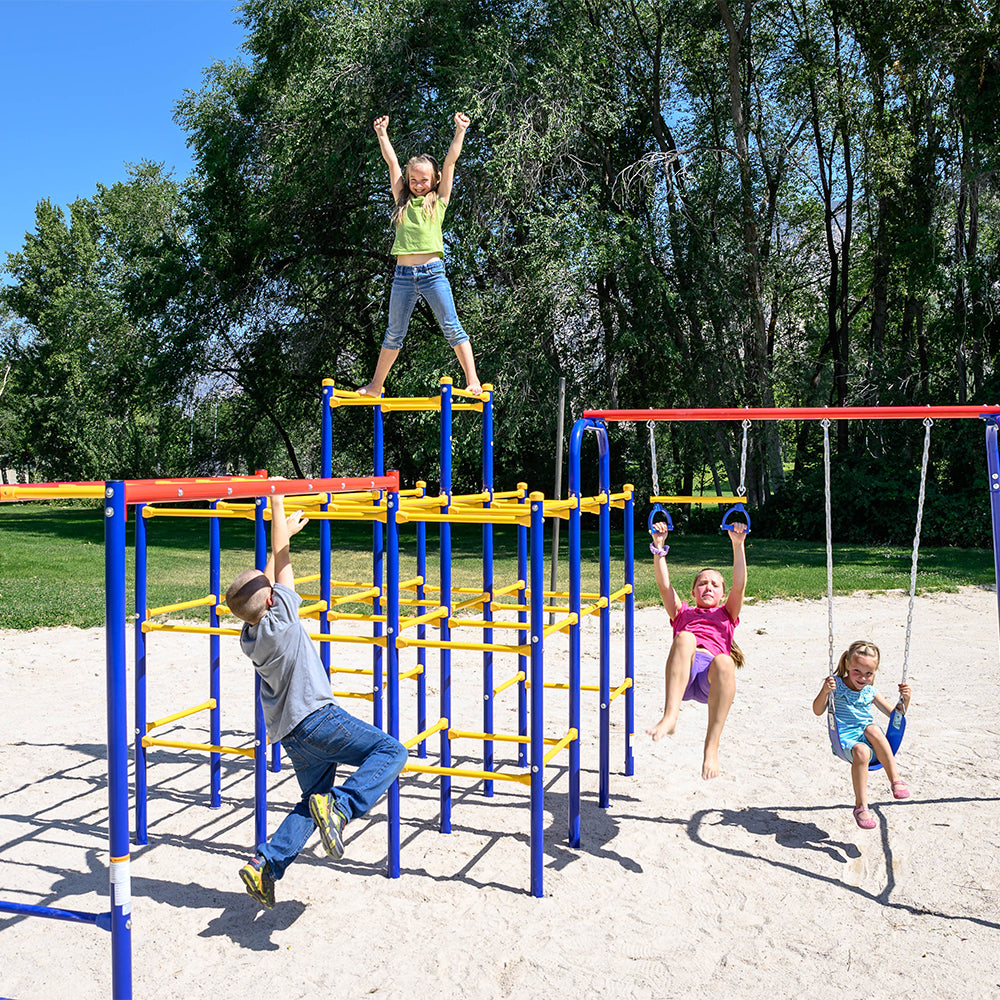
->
<box><xmin>737</xmin><ymin>418</ymin><xmax>751</xmax><ymax>497</ymax></box>
<box><xmin>822</xmin><ymin>419</ymin><xmax>835</xmax><ymax>678</ymax></box>
<box><xmin>647</xmin><ymin>420</ymin><xmax>660</xmax><ymax>498</ymax></box>
<box><xmin>902</xmin><ymin>417</ymin><xmax>933</xmax><ymax>686</ymax></box>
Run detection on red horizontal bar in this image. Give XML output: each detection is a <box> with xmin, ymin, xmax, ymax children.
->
<box><xmin>121</xmin><ymin>473</ymin><xmax>400</xmax><ymax>505</ymax></box>
<box><xmin>583</xmin><ymin>405</ymin><xmax>1000</xmax><ymax>422</ymax></box>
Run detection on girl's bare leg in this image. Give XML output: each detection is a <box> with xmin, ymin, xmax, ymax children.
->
<box><xmin>851</xmin><ymin>744</ymin><xmax>871</xmax><ymax>809</ymax></box>
<box><xmin>453</xmin><ymin>341</ymin><xmax>481</xmax><ymax>394</ymax></box>
<box><xmin>359</xmin><ymin>347</ymin><xmax>400</xmax><ymax>396</ymax></box>
<box><xmin>702</xmin><ymin>654</ymin><xmax>736</xmax><ymax>779</ymax></box>
<box><xmin>865</xmin><ymin>724</ymin><xmax>901</xmax><ymax>785</ymax></box>
<box><xmin>646</xmin><ymin>631</ymin><xmax>696</xmax><ymax>741</ymax></box>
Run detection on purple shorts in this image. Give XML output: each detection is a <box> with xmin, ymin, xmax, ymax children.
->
<box><xmin>683</xmin><ymin>649</ymin><xmax>714</xmax><ymax>704</ymax></box>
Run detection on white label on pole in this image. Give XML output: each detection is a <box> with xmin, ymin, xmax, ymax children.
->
<box><xmin>110</xmin><ymin>859</ymin><xmax>132</xmax><ymax>915</ymax></box>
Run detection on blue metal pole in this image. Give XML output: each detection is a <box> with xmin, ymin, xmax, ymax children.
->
<box><xmin>386</xmin><ymin>484</ymin><xmax>402</xmax><ymax>878</ymax></box>
<box><xmin>373</xmin><ymin>401</ymin><xmax>385</xmax><ymax>729</ymax></box>
<box><xmin>439</xmin><ymin>379</ymin><xmax>453</xmax><ymax>833</ymax></box>
<box><xmin>416</xmin><ymin>485</ymin><xmax>428</xmax><ymax>758</ymax></box>
<box><xmin>253</xmin><ymin>497</ymin><xmax>268</xmax><ymax>849</ymax></box>
<box><xmin>104</xmin><ymin>481</ymin><xmax>133</xmax><ymax>999</ymax></box>
<box><xmin>482</xmin><ymin>387</ymin><xmax>495</xmax><ymax>795</ymax></box>
<box><xmin>623</xmin><ymin>484</ymin><xmax>636</xmax><ymax>777</ymax></box>
<box><xmin>567</xmin><ymin>420</ymin><xmax>585</xmax><ymax>847</ymax></box>
<box><xmin>321</xmin><ymin>381</ymin><xmax>334</xmax><ymax>683</ymax></box>
<box><xmin>529</xmin><ymin>491</ymin><xmax>545</xmax><ymax>897</ymax></box>
<box><xmin>984</xmin><ymin>418</ymin><xmax>1000</xmax><ymax>639</ymax></box>
<box><xmin>133</xmin><ymin>502</ymin><xmax>148</xmax><ymax>846</ymax></box>
<box><xmin>516</xmin><ymin>484</ymin><xmax>528</xmax><ymax>767</ymax></box>
<box><xmin>209</xmin><ymin>500</ymin><xmax>222</xmax><ymax>808</ymax></box>
<box><xmin>596</xmin><ymin>421</ymin><xmax>612</xmax><ymax>809</ymax></box>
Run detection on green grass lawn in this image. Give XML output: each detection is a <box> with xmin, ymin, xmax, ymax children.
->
<box><xmin>1</xmin><ymin>502</ymin><xmax>995</xmax><ymax>629</ymax></box>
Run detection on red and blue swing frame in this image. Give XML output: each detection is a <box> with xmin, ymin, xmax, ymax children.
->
<box><xmin>582</xmin><ymin>404</ymin><xmax>1000</xmax><ymax>772</ymax></box>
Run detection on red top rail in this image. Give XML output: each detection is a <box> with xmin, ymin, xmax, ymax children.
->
<box><xmin>583</xmin><ymin>405</ymin><xmax>1000</xmax><ymax>422</ymax></box>
<box><xmin>1</xmin><ymin>473</ymin><xmax>400</xmax><ymax>505</ymax></box>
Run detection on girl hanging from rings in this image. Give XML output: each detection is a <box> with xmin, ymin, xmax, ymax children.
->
<box><xmin>359</xmin><ymin>113</ymin><xmax>482</xmax><ymax>398</ymax></box>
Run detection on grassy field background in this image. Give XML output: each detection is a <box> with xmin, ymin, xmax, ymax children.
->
<box><xmin>0</xmin><ymin>501</ymin><xmax>994</xmax><ymax>629</ymax></box>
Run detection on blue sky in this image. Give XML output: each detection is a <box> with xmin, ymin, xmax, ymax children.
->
<box><xmin>1</xmin><ymin>0</ymin><xmax>247</xmax><ymax>265</ymax></box>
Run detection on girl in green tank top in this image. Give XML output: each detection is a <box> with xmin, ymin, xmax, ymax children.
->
<box><xmin>359</xmin><ymin>113</ymin><xmax>482</xmax><ymax>398</ymax></box>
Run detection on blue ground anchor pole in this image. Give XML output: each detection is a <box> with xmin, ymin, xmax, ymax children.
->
<box><xmin>482</xmin><ymin>387</ymin><xmax>495</xmax><ymax>796</ymax></box>
<box><xmin>984</xmin><ymin>416</ymin><xmax>1000</xmax><ymax>640</ymax></box>
<box><xmin>104</xmin><ymin>481</ymin><xmax>133</xmax><ymax>1000</ymax></box>
<box><xmin>516</xmin><ymin>484</ymin><xmax>529</xmax><ymax>767</ymax></box>
<box><xmin>133</xmin><ymin>502</ymin><xmax>148</xmax><ymax>846</ymax></box>
<box><xmin>529</xmin><ymin>491</ymin><xmax>546</xmax><ymax>897</ymax></box>
<box><xmin>596</xmin><ymin>421</ymin><xmax>612</xmax><ymax>809</ymax></box>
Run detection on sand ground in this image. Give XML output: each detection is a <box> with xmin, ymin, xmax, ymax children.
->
<box><xmin>2</xmin><ymin>588</ymin><xmax>999</xmax><ymax>999</ymax></box>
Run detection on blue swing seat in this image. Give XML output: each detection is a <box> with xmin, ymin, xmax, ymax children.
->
<box><xmin>827</xmin><ymin>697</ymin><xmax>906</xmax><ymax>772</ymax></box>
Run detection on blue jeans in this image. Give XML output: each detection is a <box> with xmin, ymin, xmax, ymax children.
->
<box><xmin>258</xmin><ymin>703</ymin><xmax>408</xmax><ymax>880</ymax></box>
<box><xmin>383</xmin><ymin>259</ymin><xmax>469</xmax><ymax>349</ymax></box>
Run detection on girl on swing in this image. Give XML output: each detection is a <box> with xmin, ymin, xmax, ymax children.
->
<box><xmin>645</xmin><ymin>518</ymin><xmax>747</xmax><ymax>780</ymax></box>
<box><xmin>812</xmin><ymin>640</ymin><xmax>912</xmax><ymax>829</ymax></box>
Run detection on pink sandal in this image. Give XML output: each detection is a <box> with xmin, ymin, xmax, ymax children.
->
<box><xmin>891</xmin><ymin>779</ymin><xmax>910</xmax><ymax>800</ymax></box>
<box><xmin>853</xmin><ymin>805</ymin><xmax>877</xmax><ymax>830</ymax></box>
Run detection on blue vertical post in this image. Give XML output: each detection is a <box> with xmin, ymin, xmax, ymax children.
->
<box><xmin>209</xmin><ymin>500</ymin><xmax>222</xmax><ymax>808</ymax></box>
<box><xmin>439</xmin><ymin>379</ymin><xmax>453</xmax><ymax>833</ymax></box>
<box><xmin>133</xmin><ymin>503</ymin><xmax>148</xmax><ymax>846</ymax></box>
<box><xmin>104</xmin><ymin>482</ymin><xmax>133</xmax><ymax>999</ymax></box>
<box><xmin>529</xmin><ymin>491</ymin><xmax>545</xmax><ymax>897</ymax></box>
<box><xmin>984</xmin><ymin>417</ymin><xmax>1000</xmax><ymax>638</ymax></box>
<box><xmin>567</xmin><ymin>420</ymin><xmax>587</xmax><ymax>846</ymax></box>
<box><xmin>482</xmin><ymin>387</ymin><xmax>495</xmax><ymax>795</ymax></box>
<box><xmin>516</xmin><ymin>483</ymin><xmax>529</xmax><ymax>767</ymax></box>
<box><xmin>416</xmin><ymin>483</ymin><xmax>428</xmax><ymax>757</ymax></box>
<box><xmin>253</xmin><ymin>497</ymin><xmax>268</xmax><ymax>848</ymax></box>
<box><xmin>373</xmin><ymin>401</ymin><xmax>385</xmax><ymax>728</ymax></box>
<box><xmin>320</xmin><ymin>381</ymin><xmax>334</xmax><ymax>682</ymax></box>
<box><xmin>596</xmin><ymin>421</ymin><xmax>612</xmax><ymax>809</ymax></box>
<box><xmin>385</xmin><ymin>482</ymin><xmax>402</xmax><ymax>878</ymax></box>
<box><xmin>623</xmin><ymin>484</ymin><xmax>635</xmax><ymax>777</ymax></box>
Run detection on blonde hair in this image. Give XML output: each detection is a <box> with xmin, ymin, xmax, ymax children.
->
<box><xmin>392</xmin><ymin>154</ymin><xmax>442</xmax><ymax>226</ymax></box>
<box><xmin>225</xmin><ymin>568</ymin><xmax>271</xmax><ymax>624</ymax></box>
<box><xmin>835</xmin><ymin>640</ymin><xmax>881</xmax><ymax>679</ymax></box>
<box><xmin>692</xmin><ymin>567</ymin><xmax>745</xmax><ymax>669</ymax></box>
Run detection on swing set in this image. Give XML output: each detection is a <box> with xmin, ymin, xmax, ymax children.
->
<box><xmin>587</xmin><ymin>401</ymin><xmax>1000</xmax><ymax>778</ymax></box>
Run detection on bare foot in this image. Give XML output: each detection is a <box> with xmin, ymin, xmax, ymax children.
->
<box><xmin>357</xmin><ymin>384</ymin><xmax>382</xmax><ymax>397</ymax></box>
<box><xmin>645</xmin><ymin>713</ymin><xmax>678</xmax><ymax>742</ymax></box>
<box><xmin>467</xmin><ymin>382</ymin><xmax>482</xmax><ymax>395</ymax></box>
<box><xmin>702</xmin><ymin>748</ymin><xmax>721</xmax><ymax>780</ymax></box>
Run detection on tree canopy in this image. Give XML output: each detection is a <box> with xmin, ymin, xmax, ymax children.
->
<box><xmin>3</xmin><ymin>0</ymin><xmax>998</xmax><ymax>543</ymax></box>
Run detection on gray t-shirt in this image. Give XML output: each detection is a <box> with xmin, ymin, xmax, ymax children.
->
<box><xmin>240</xmin><ymin>582</ymin><xmax>336</xmax><ymax>742</ymax></box>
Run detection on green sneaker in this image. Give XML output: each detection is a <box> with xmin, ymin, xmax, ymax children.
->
<box><xmin>309</xmin><ymin>793</ymin><xmax>347</xmax><ymax>859</ymax></box>
<box><xmin>240</xmin><ymin>855</ymin><xmax>275</xmax><ymax>909</ymax></box>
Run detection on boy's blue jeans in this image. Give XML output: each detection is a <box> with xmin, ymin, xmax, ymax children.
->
<box><xmin>258</xmin><ymin>702</ymin><xmax>408</xmax><ymax>880</ymax></box>
<box><xmin>383</xmin><ymin>259</ymin><xmax>469</xmax><ymax>349</ymax></box>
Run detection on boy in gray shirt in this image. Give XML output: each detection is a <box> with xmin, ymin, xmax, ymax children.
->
<box><xmin>226</xmin><ymin>491</ymin><xmax>408</xmax><ymax>908</ymax></box>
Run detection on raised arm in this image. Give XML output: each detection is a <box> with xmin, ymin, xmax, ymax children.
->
<box><xmin>265</xmin><ymin>492</ymin><xmax>308</xmax><ymax>590</ymax></box>
<box><xmin>373</xmin><ymin>115</ymin><xmax>404</xmax><ymax>201</ymax></box>
<box><xmin>437</xmin><ymin>112</ymin><xmax>469</xmax><ymax>204</ymax></box>
<box><xmin>650</xmin><ymin>522</ymin><xmax>681</xmax><ymax>620</ymax></box>
<box><xmin>724</xmin><ymin>524</ymin><xmax>747</xmax><ymax>620</ymax></box>
<box><xmin>874</xmin><ymin>682</ymin><xmax>912</xmax><ymax>716</ymax></box>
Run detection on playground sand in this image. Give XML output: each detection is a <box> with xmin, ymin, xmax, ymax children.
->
<box><xmin>2</xmin><ymin>587</ymin><xmax>999</xmax><ymax>1000</ymax></box>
